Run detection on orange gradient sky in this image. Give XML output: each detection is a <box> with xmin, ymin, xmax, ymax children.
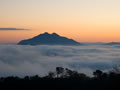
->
<box><xmin>0</xmin><ymin>0</ymin><xmax>120</xmax><ymax>43</ymax></box>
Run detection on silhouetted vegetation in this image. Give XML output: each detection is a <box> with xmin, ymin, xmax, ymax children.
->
<box><xmin>1</xmin><ymin>67</ymin><xmax>120</xmax><ymax>90</ymax></box>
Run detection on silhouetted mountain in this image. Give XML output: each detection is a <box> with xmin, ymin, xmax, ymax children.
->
<box><xmin>18</xmin><ymin>32</ymin><xmax>81</xmax><ymax>45</ymax></box>
<box><xmin>106</xmin><ymin>42</ymin><xmax>120</xmax><ymax>45</ymax></box>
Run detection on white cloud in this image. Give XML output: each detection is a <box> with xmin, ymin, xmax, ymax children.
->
<box><xmin>0</xmin><ymin>44</ymin><xmax>120</xmax><ymax>77</ymax></box>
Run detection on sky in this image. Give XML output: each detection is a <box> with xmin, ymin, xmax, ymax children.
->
<box><xmin>0</xmin><ymin>0</ymin><xmax>120</xmax><ymax>43</ymax></box>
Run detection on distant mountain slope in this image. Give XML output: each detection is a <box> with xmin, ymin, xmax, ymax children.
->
<box><xmin>18</xmin><ymin>32</ymin><xmax>81</xmax><ymax>45</ymax></box>
<box><xmin>106</xmin><ymin>42</ymin><xmax>120</xmax><ymax>45</ymax></box>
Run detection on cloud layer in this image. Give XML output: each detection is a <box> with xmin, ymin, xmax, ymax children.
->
<box><xmin>0</xmin><ymin>44</ymin><xmax>120</xmax><ymax>77</ymax></box>
<box><xmin>0</xmin><ymin>28</ymin><xmax>29</xmax><ymax>30</ymax></box>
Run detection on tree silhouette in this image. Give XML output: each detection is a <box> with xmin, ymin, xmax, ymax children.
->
<box><xmin>93</xmin><ymin>70</ymin><xmax>103</xmax><ymax>78</ymax></box>
<box><xmin>48</xmin><ymin>72</ymin><xmax>55</xmax><ymax>78</ymax></box>
<box><xmin>56</xmin><ymin>67</ymin><xmax>64</xmax><ymax>78</ymax></box>
<box><xmin>0</xmin><ymin>67</ymin><xmax>120</xmax><ymax>89</ymax></box>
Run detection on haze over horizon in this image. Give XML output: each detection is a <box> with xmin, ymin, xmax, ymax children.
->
<box><xmin>0</xmin><ymin>0</ymin><xmax>120</xmax><ymax>43</ymax></box>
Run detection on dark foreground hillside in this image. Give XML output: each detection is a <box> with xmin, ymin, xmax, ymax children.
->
<box><xmin>0</xmin><ymin>67</ymin><xmax>120</xmax><ymax>90</ymax></box>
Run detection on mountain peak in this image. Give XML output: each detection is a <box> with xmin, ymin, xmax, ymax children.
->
<box><xmin>51</xmin><ymin>33</ymin><xmax>59</xmax><ymax>36</ymax></box>
<box><xmin>37</xmin><ymin>32</ymin><xmax>59</xmax><ymax>37</ymax></box>
<box><xmin>44</xmin><ymin>32</ymin><xmax>49</xmax><ymax>35</ymax></box>
<box><xmin>18</xmin><ymin>32</ymin><xmax>81</xmax><ymax>45</ymax></box>
<box><xmin>40</xmin><ymin>32</ymin><xmax>50</xmax><ymax>36</ymax></box>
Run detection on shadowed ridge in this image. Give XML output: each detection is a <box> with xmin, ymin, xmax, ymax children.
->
<box><xmin>18</xmin><ymin>32</ymin><xmax>81</xmax><ymax>45</ymax></box>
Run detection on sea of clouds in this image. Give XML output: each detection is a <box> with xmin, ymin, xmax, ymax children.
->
<box><xmin>0</xmin><ymin>44</ymin><xmax>120</xmax><ymax>77</ymax></box>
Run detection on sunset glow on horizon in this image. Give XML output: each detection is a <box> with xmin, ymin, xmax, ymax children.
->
<box><xmin>1</xmin><ymin>0</ymin><xmax>120</xmax><ymax>43</ymax></box>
